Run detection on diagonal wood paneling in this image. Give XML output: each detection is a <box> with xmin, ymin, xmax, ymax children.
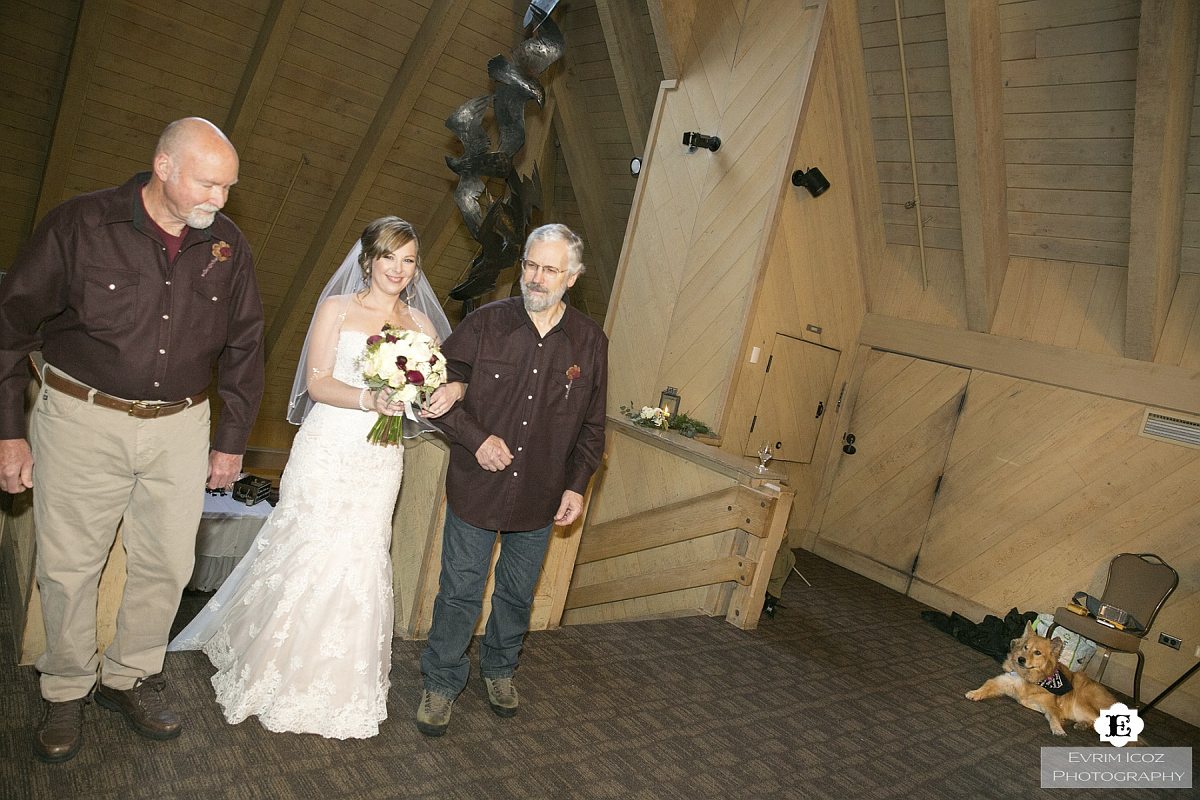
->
<box><xmin>912</xmin><ymin>371</ymin><xmax>1200</xmax><ymax>703</ymax></box>
<box><xmin>815</xmin><ymin>350</ymin><xmax>968</xmax><ymax>574</ymax></box>
<box><xmin>607</xmin><ymin>0</ymin><xmax>826</xmax><ymax>424</ymax></box>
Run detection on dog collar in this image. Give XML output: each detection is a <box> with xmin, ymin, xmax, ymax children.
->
<box><xmin>1040</xmin><ymin>668</ymin><xmax>1072</xmax><ymax>696</ymax></box>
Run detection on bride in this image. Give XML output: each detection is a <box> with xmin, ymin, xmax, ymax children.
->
<box><xmin>169</xmin><ymin>217</ymin><xmax>458</xmax><ymax>738</ymax></box>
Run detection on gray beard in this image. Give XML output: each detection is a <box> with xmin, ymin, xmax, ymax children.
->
<box><xmin>521</xmin><ymin>281</ymin><xmax>565</xmax><ymax>313</ymax></box>
<box><xmin>186</xmin><ymin>209</ymin><xmax>218</xmax><ymax>229</ymax></box>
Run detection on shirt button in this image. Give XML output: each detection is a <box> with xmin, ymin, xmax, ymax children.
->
<box><xmin>517</xmin><ymin>446</ymin><xmax>523</xmax><ymax>452</ymax></box>
<box><xmin>494</xmin><ymin>373</ymin><xmax>500</xmax><ymax>379</ymax></box>
<box><xmin>522</xmin><ymin>421</ymin><xmax>528</xmax><ymax>426</ymax></box>
<box><xmin>538</xmin><ymin>343</ymin><xmax>543</xmax><ymax>348</ymax></box>
<box><xmin>527</xmin><ymin>395</ymin><xmax>533</xmax><ymax>400</ymax></box>
<box><xmin>162</xmin><ymin>314</ymin><xmax>169</xmax><ymax>320</ymax></box>
<box><xmin>533</xmin><ymin>369</ymin><xmax>538</xmax><ymax>374</ymax></box>
<box><xmin>165</xmin><ymin>280</ymin><xmax>171</xmax><ymax>286</ymax></box>
<box><xmin>158</xmin><ymin>349</ymin><xmax>166</xmax><ymax>354</ymax></box>
<box><xmin>153</xmin><ymin>381</ymin><xmax>160</xmax><ymax>387</ymax></box>
<box><xmin>512</xmin><ymin>471</ymin><xmax>518</xmax><ymax>477</ymax></box>
<box><xmin>108</xmin><ymin>283</ymin><xmax>116</xmax><ymax>290</ymax></box>
<box><xmin>211</xmin><ymin>296</ymin><xmax>219</xmax><ymax>302</ymax></box>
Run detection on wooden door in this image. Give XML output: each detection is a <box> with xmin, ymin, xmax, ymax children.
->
<box><xmin>742</xmin><ymin>334</ymin><xmax>840</xmax><ymax>463</ymax></box>
<box><xmin>816</xmin><ymin>351</ymin><xmax>969</xmax><ymax>574</ymax></box>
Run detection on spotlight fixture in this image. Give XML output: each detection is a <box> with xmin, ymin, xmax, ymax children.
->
<box><xmin>791</xmin><ymin>166</ymin><xmax>830</xmax><ymax>198</ymax></box>
<box><xmin>682</xmin><ymin>131</ymin><xmax>721</xmax><ymax>152</ymax></box>
<box><xmin>630</xmin><ymin>156</ymin><xmax>642</xmax><ymax>177</ymax></box>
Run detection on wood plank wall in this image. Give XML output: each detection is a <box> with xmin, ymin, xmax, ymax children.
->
<box><xmin>990</xmin><ymin>257</ymin><xmax>1127</xmax><ymax>357</ymax></box>
<box><xmin>0</xmin><ymin>0</ymin><xmax>81</xmax><ymax>269</ymax></box>
<box><xmin>606</xmin><ymin>0</ymin><xmax>827</xmax><ymax>426</ymax></box>
<box><xmin>916</xmin><ymin>373</ymin><xmax>1200</xmax><ymax>722</ymax></box>
<box><xmin>859</xmin><ymin>0</ymin><xmax>961</xmax><ymax>251</ymax></box>
<box><xmin>811</xmin><ymin>348</ymin><xmax>1200</xmax><ymax>725</ymax></box>
<box><xmin>865</xmin><ymin>243</ymin><xmax>968</xmax><ymax>328</ymax></box>
<box><xmin>563</xmin><ymin>431</ymin><xmax>739</xmax><ymax>624</ymax></box>
<box><xmin>1155</xmin><ymin>273</ymin><xmax>1200</xmax><ymax>368</ymax></box>
<box><xmin>719</xmin><ymin>14</ymin><xmax>870</xmax><ymax>539</ymax></box>
<box><xmin>1000</xmin><ymin>0</ymin><xmax>1140</xmax><ymax>268</ymax></box>
<box><xmin>1183</xmin><ymin>39</ymin><xmax>1200</xmax><ymax>273</ymax></box>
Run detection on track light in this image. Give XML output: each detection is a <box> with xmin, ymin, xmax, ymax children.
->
<box><xmin>791</xmin><ymin>166</ymin><xmax>830</xmax><ymax>197</ymax></box>
<box><xmin>682</xmin><ymin>131</ymin><xmax>721</xmax><ymax>152</ymax></box>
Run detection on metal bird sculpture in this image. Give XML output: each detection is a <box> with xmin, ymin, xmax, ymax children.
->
<box><xmin>445</xmin><ymin>8</ymin><xmax>565</xmax><ymax>312</ymax></box>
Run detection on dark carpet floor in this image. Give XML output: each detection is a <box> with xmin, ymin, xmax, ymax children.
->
<box><xmin>1</xmin><ymin>550</ymin><xmax>1196</xmax><ymax>799</ymax></box>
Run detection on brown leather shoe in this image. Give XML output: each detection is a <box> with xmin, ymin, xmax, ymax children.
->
<box><xmin>95</xmin><ymin>675</ymin><xmax>182</xmax><ymax>740</ymax></box>
<box><xmin>33</xmin><ymin>697</ymin><xmax>87</xmax><ymax>763</ymax></box>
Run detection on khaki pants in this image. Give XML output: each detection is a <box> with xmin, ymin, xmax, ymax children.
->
<box><xmin>31</xmin><ymin>369</ymin><xmax>209</xmax><ymax>701</ymax></box>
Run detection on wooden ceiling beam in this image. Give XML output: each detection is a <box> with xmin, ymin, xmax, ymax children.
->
<box><xmin>646</xmin><ymin>0</ymin><xmax>700</xmax><ymax>80</ymax></box>
<box><xmin>264</xmin><ymin>0</ymin><xmax>470</xmax><ymax>361</ymax></box>
<box><xmin>595</xmin><ymin>0</ymin><xmax>659</xmax><ymax>152</ymax></box>
<box><xmin>224</xmin><ymin>0</ymin><xmax>304</xmax><ymax>153</ymax></box>
<box><xmin>34</xmin><ymin>0</ymin><xmax>112</xmax><ymax>223</ymax></box>
<box><xmin>828</xmin><ymin>0</ymin><xmax>885</xmax><ymax>283</ymax></box>
<box><xmin>1124</xmin><ymin>0</ymin><xmax>1199</xmax><ymax>361</ymax></box>
<box><xmin>551</xmin><ymin>59</ymin><xmax>617</xmax><ymax>294</ymax></box>
<box><xmin>945</xmin><ymin>0</ymin><xmax>1009</xmax><ymax>333</ymax></box>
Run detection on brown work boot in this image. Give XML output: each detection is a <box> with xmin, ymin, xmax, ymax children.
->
<box><xmin>33</xmin><ymin>697</ymin><xmax>87</xmax><ymax>763</ymax></box>
<box><xmin>95</xmin><ymin>675</ymin><xmax>182</xmax><ymax>740</ymax></box>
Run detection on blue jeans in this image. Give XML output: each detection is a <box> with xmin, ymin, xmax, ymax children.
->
<box><xmin>419</xmin><ymin>506</ymin><xmax>553</xmax><ymax>698</ymax></box>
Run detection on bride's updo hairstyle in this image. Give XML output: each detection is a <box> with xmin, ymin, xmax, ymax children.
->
<box><xmin>357</xmin><ymin>216</ymin><xmax>422</xmax><ymax>283</ymax></box>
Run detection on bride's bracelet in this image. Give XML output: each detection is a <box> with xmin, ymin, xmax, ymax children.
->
<box><xmin>358</xmin><ymin>387</ymin><xmax>372</xmax><ymax>412</ymax></box>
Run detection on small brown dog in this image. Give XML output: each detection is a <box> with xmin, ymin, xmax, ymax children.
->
<box><xmin>966</xmin><ymin>623</ymin><xmax>1116</xmax><ymax>736</ymax></box>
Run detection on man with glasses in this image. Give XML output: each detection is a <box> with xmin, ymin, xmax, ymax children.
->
<box><xmin>416</xmin><ymin>223</ymin><xmax>607</xmax><ymax>736</ymax></box>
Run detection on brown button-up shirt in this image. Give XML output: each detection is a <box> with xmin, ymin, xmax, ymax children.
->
<box><xmin>434</xmin><ymin>297</ymin><xmax>607</xmax><ymax>531</ymax></box>
<box><xmin>0</xmin><ymin>173</ymin><xmax>265</xmax><ymax>454</ymax></box>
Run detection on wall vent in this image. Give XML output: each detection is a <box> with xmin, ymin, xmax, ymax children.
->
<box><xmin>1140</xmin><ymin>410</ymin><xmax>1200</xmax><ymax>450</ymax></box>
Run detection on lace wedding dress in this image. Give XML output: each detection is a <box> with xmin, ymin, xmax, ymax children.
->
<box><xmin>169</xmin><ymin>330</ymin><xmax>402</xmax><ymax>739</ymax></box>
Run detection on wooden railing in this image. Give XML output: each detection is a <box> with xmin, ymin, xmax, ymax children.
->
<box><xmin>563</xmin><ymin>421</ymin><xmax>795</xmax><ymax>630</ymax></box>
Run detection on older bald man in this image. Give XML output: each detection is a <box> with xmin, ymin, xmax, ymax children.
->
<box><xmin>0</xmin><ymin>118</ymin><xmax>264</xmax><ymax>762</ymax></box>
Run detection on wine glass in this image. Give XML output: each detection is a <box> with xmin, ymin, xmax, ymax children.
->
<box><xmin>757</xmin><ymin>442</ymin><xmax>773</xmax><ymax>472</ymax></box>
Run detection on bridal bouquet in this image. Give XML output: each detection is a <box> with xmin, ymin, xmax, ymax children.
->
<box><xmin>358</xmin><ymin>325</ymin><xmax>447</xmax><ymax>446</ymax></box>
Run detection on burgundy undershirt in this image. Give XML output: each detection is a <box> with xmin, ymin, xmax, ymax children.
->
<box><xmin>142</xmin><ymin>198</ymin><xmax>186</xmax><ymax>262</ymax></box>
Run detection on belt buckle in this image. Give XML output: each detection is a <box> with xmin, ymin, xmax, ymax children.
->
<box><xmin>129</xmin><ymin>400</ymin><xmax>161</xmax><ymax>418</ymax></box>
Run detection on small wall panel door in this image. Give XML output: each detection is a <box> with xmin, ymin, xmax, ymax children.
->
<box><xmin>742</xmin><ymin>334</ymin><xmax>839</xmax><ymax>463</ymax></box>
<box><xmin>815</xmin><ymin>350</ymin><xmax>969</xmax><ymax>573</ymax></box>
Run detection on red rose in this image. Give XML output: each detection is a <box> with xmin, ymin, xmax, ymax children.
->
<box><xmin>366</xmin><ymin>335</ymin><xmax>383</xmax><ymax>346</ymax></box>
<box><xmin>406</xmin><ymin>369</ymin><xmax>425</xmax><ymax>384</ymax></box>
<box><xmin>566</xmin><ymin>364</ymin><xmax>581</xmax><ymax>380</ymax></box>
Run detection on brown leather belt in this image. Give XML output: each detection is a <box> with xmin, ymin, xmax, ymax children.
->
<box><xmin>44</xmin><ymin>369</ymin><xmax>207</xmax><ymax>419</ymax></box>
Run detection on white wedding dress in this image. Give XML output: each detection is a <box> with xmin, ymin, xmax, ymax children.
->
<box><xmin>169</xmin><ymin>330</ymin><xmax>402</xmax><ymax>739</ymax></box>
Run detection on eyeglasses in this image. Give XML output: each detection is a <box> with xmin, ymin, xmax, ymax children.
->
<box><xmin>520</xmin><ymin>258</ymin><xmax>567</xmax><ymax>278</ymax></box>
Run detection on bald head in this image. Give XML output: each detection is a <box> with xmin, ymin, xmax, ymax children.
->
<box><xmin>146</xmin><ymin>118</ymin><xmax>239</xmax><ymax>232</ymax></box>
<box><xmin>155</xmin><ymin>117</ymin><xmax>237</xmax><ymax>163</ymax></box>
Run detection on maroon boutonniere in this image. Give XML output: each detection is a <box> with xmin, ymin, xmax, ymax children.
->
<box><xmin>564</xmin><ymin>364</ymin><xmax>581</xmax><ymax>399</ymax></box>
<box><xmin>201</xmin><ymin>240</ymin><xmax>232</xmax><ymax>277</ymax></box>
